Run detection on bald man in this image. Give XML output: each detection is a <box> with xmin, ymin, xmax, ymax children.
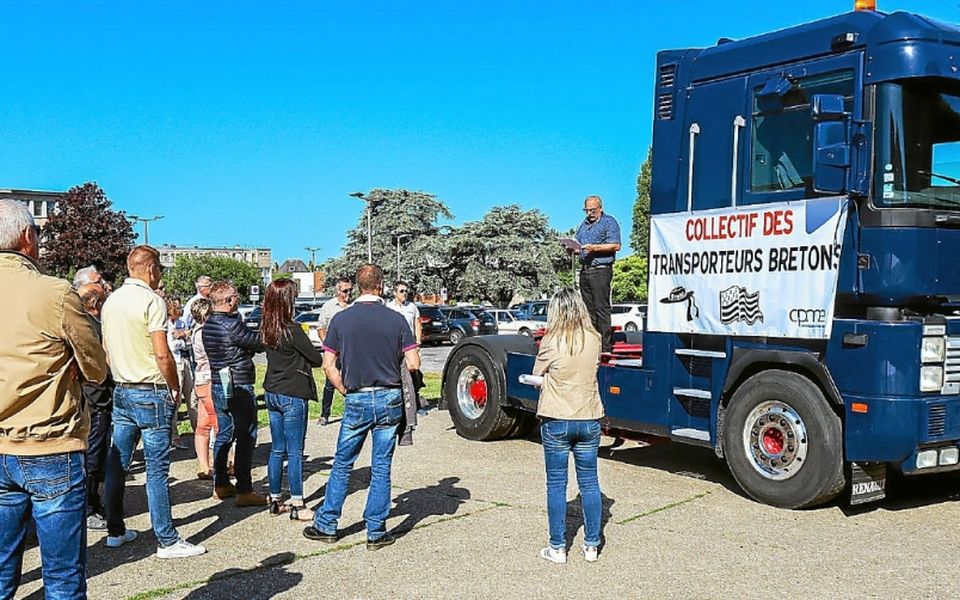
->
<box><xmin>101</xmin><ymin>245</ymin><xmax>206</xmax><ymax>559</ymax></box>
<box><xmin>574</xmin><ymin>195</ymin><xmax>622</xmax><ymax>353</ymax></box>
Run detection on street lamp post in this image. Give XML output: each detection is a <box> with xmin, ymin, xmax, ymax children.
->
<box><xmin>395</xmin><ymin>234</ymin><xmax>411</xmax><ymax>280</ymax></box>
<box><xmin>127</xmin><ymin>215</ymin><xmax>164</xmax><ymax>245</ymax></box>
<box><xmin>349</xmin><ymin>191</ymin><xmax>376</xmax><ymax>263</ymax></box>
<box><xmin>305</xmin><ymin>246</ymin><xmax>321</xmax><ymax>300</ymax></box>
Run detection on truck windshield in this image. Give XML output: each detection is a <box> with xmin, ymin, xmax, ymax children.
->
<box><xmin>875</xmin><ymin>79</ymin><xmax>960</xmax><ymax>210</ymax></box>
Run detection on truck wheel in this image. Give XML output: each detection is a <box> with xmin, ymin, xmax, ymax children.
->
<box><xmin>443</xmin><ymin>345</ymin><xmax>518</xmax><ymax>440</ymax></box>
<box><xmin>722</xmin><ymin>370</ymin><xmax>845</xmax><ymax>509</ymax></box>
<box><xmin>449</xmin><ymin>329</ymin><xmax>464</xmax><ymax>345</ymax></box>
<box><xmin>625</xmin><ymin>321</ymin><xmax>638</xmax><ymax>332</ymax></box>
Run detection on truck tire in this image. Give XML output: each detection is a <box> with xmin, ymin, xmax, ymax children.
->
<box><xmin>518</xmin><ymin>327</ymin><xmax>532</xmax><ymax>337</ymax></box>
<box><xmin>722</xmin><ymin>370</ymin><xmax>845</xmax><ymax>509</ymax></box>
<box><xmin>443</xmin><ymin>345</ymin><xmax>519</xmax><ymax>440</ymax></box>
<box><xmin>625</xmin><ymin>321</ymin><xmax>638</xmax><ymax>332</ymax></box>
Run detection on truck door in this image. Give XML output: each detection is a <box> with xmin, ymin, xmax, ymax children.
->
<box><xmin>669</xmin><ymin>77</ymin><xmax>748</xmax><ymax>443</ymax></box>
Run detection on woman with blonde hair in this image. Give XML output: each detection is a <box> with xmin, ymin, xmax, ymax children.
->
<box><xmin>533</xmin><ymin>287</ymin><xmax>604</xmax><ymax>564</ymax></box>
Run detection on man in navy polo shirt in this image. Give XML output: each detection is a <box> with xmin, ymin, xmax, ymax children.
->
<box><xmin>575</xmin><ymin>195</ymin><xmax>622</xmax><ymax>352</ymax></box>
<box><xmin>303</xmin><ymin>263</ymin><xmax>420</xmax><ymax>550</ymax></box>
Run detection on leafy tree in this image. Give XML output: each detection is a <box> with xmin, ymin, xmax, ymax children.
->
<box><xmin>272</xmin><ymin>272</ymin><xmax>292</xmax><ymax>281</ymax></box>
<box><xmin>40</xmin><ymin>182</ymin><xmax>136</xmax><ymax>282</ymax></box>
<box><xmin>321</xmin><ymin>189</ymin><xmax>453</xmax><ymax>294</ymax></box>
<box><xmin>163</xmin><ymin>255</ymin><xmax>262</xmax><ymax>302</ymax></box>
<box><xmin>612</xmin><ymin>255</ymin><xmax>648</xmax><ymax>302</ymax></box>
<box><xmin>445</xmin><ymin>205</ymin><xmax>561</xmax><ymax>305</ymax></box>
<box><xmin>631</xmin><ymin>147</ymin><xmax>652</xmax><ymax>258</ymax></box>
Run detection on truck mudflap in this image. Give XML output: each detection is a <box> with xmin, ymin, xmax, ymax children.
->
<box><xmin>849</xmin><ymin>462</ymin><xmax>886</xmax><ymax>505</ymax></box>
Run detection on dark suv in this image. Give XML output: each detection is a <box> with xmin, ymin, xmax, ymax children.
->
<box><xmin>439</xmin><ymin>306</ymin><xmax>498</xmax><ymax>345</ymax></box>
<box><xmin>513</xmin><ymin>300</ymin><xmax>548</xmax><ymax>322</ymax></box>
<box><xmin>417</xmin><ymin>305</ymin><xmax>452</xmax><ymax>345</ymax></box>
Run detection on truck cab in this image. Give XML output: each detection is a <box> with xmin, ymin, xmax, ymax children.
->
<box><xmin>442</xmin><ymin>6</ymin><xmax>960</xmax><ymax>509</ymax></box>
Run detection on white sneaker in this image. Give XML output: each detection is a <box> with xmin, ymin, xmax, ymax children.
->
<box><xmin>539</xmin><ymin>546</ymin><xmax>567</xmax><ymax>564</ymax></box>
<box><xmin>106</xmin><ymin>530</ymin><xmax>138</xmax><ymax>548</ymax></box>
<box><xmin>156</xmin><ymin>539</ymin><xmax>207</xmax><ymax>559</ymax></box>
<box><xmin>582</xmin><ymin>545</ymin><xmax>599</xmax><ymax>562</ymax></box>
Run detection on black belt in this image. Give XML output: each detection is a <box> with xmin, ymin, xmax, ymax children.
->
<box><xmin>582</xmin><ymin>264</ymin><xmax>612</xmax><ymax>270</ymax></box>
<box><xmin>116</xmin><ymin>382</ymin><xmax>168</xmax><ymax>391</ymax></box>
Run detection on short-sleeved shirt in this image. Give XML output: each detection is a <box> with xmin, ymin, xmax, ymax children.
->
<box><xmin>386</xmin><ymin>299</ymin><xmax>420</xmax><ymax>338</ymax></box>
<box><xmin>323</xmin><ymin>295</ymin><xmax>417</xmax><ymax>391</ymax></box>
<box><xmin>575</xmin><ymin>212</ymin><xmax>622</xmax><ymax>267</ymax></box>
<box><xmin>102</xmin><ymin>277</ymin><xmax>168</xmax><ymax>384</ymax></box>
<box><xmin>318</xmin><ymin>297</ymin><xmax>350</xmax><ymax>332</ymax></box>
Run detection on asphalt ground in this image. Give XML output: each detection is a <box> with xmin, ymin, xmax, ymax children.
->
<box><xmin>13</xmin><ymin>352</ymin><xmax>960</xmax><ymax>599</ymax></box>
<box><xmin>252</xmin><ymin>343</ymin><xmax>453</xmax><ymax>373</ymax></box>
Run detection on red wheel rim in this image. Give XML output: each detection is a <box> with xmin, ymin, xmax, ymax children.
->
<box><xmin>469</xmin><ymin>379</ymin><xmax>487</xmax><ymax>407</ymax></box>
<box><xmin>761</xmin><ymin>427</ymin><xmax>784</xmax><ymax>455</ymax></box>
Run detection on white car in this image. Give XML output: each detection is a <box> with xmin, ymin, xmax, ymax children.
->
<box><xmin>295</xmin><ymin>310</ymin><xmax>324</xmax><ymax>346</ymax></box>
<box><xmin>611</xmin><ymin>303</ymin><xmax>646</xmax><ymax>332</ymax></box>
<box><xmin>488</xmin><ymin>309</ymin><xmax>542</xmax><ymax>337</ymax></box>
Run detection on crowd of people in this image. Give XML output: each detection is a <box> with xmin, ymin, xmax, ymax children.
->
<box><xmin>0</xmin><ymin>193</ymin><xmax>620</xmax><ymax>597</ymax></box>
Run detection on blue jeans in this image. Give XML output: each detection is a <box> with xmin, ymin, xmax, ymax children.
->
<box><xmin>265</xmin><ymin>392</ymin><xmax>308</xmax><ymax>499</ymax></box>
<box><xmin>212</xmin><ymin>384</ymin><xmax>258</xmax><ymax>493</ymax></box>
<box><xmin>313</xmin><ymin>388</ymin><xmax>402</xmax><ymax>541</ymax></box>
<box><xmin>541</xmin><ymin>419</ymin><xmax>602</xmax><ymax>549</ymax></box>
<box><xmin>104</xmin><ymin>386</ymin><xmax>181</xmax><ymax>547</ymax></box>
<box><xmin>0</xmin><ymin>452</ymin><xmax>87</xmax><ymax>600</ymax></box>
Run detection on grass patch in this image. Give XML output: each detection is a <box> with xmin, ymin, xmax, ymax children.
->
<box><xmin>178</xmin><ymin>367</ymin><xmax>442</xmax><ymax>434</ymax></box>
<box><xmin>616</xmin><ymin>491</ymin><xmax>712</xmax><ymax>525</ymax></box>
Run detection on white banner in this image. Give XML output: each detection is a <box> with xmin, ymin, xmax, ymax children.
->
<box><xmin>647</xmin><ymin>197</ymin><xmax>848</xmax><ymax>339</ymax></box>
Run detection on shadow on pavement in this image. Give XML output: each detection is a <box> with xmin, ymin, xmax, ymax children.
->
<box><xmin>390</xmin><ymin>476</ymin><xmax>471</xmax><ymax>538</ymax></box>
<box><xmin>564</xmin><ymin>492</ymin><xmax>615</xmax><ymax>551</ymax></box>
<box><xmin>180</xmin><ymin>552</ymin><xmax>302</xmax><ymax>600</ymax></box>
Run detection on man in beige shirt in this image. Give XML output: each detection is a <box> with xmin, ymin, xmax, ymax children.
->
<box><xmin>0</xmin><ymin>199</ymin><xmax>107</xmax><ymax>598</ymax></box>
<box><xmin>101</xmin><ymin>245</ymin><xmax>206</xmax><ymax>559</ymax></box>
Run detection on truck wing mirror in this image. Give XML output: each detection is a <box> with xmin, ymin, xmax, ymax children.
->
<box><xmin>811</xmin><ymin>94</ymin><xmax>850</xmax><ymax>193</ymax></box>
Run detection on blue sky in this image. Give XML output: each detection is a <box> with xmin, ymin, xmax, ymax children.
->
<box><xmin>2</xmin><ymin>0</ymin><xmax>958</xmax><ymax>264</ymax></box>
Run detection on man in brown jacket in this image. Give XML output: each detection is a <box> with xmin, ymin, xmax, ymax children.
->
<box><xmin>0</xmin><ymin>199</ymin><xmax>107</xmax><ymax>599</ymax></box>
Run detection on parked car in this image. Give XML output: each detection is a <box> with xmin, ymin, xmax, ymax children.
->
<box><xmin>243</xmin><ymin>306</ymin><xmax>262</xmax><ymax>331</ymax></box>
<box><xmin>487</xmin><ymin>309</ymin><xmax>541</xmax><ymax>337</ymax></box>
<box><xmin>610</xmin><ymin>303</ymin><xmax>646</xmax><ymax>332</ymax></box>
<box><xmin>295</xmin><ymin>309</ymin><xmax>323</xmax><ymax>346</ymax></box>
<box><xmin>295</xmin><ymin>296</ymin><xmax>331</xmax><ymax>315</ymax></box>
<box><xmin>513</xmin><ymin>300</ymin><xmax>548</xmax><ymax>322</ymax></box>
<box><xmin>417</xmin><ymin>305</ymin><xmax>452</xmax><ymax>345</ymax></box>
<box><xmin>439</xmin><ymin>306</ymin><xmax>498</xmax><ymax>345</ymax></box>
<box><xmin>237</xmin><ymin>304</ymin><xmax>257</xmax><ymax>320</ymax></box>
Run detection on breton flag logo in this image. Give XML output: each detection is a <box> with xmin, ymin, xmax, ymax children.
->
<box><xmin>720</xmin><ymin>286</ymin><xmax>763</xmax><ymax>326</ymax></box>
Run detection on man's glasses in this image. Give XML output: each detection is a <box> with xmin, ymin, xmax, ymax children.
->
<box><xmin>583</xmin><ymin>207</ymin><xmax>600</xmax><ymax>213</ymax></box>
<box><xmin>397</xmin><ymin>289</ymin><xmax>408</xmax><ymax>295</ymax></box>
<box><xmin>338</xmin><ymin>288</ymin><xmax>353</xmax><ymax>295</ymax></box>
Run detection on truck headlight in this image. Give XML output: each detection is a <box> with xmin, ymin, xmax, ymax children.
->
<box><xmin>939</xmin><ymin>447</ymin><xmax>959</xmax><ymax>466</ymax></box>
<box><xmin>917</xmin><ymin>449</ymin><xmax>938</xmax><ymax>469</ymax></box>
<box><xmin>921</xmin><ymin>337</ymin><xmax>946</xmax><ymax>363</ymax></box>
<box><xmin>920</xmin><ymin>366</ymin><xmax>944</xmax><ymax>392</ymax></box>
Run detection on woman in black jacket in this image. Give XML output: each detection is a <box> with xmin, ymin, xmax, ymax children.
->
<box><xmin>261</xmin><ymin>279</ymin><xmax>324</xmax><ymax>520</ymax></box>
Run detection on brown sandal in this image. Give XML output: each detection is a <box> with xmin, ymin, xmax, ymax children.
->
<box><xmin>288</xmin><ymin>504</ymin><xmax>314</xmax><ymax>521</ymax></box>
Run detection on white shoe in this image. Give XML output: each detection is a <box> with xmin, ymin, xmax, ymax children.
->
<box><xmin>106</xmin><ymin>530</ymin><xmax>138</xmax><ymax>548</ymax></box>
<box><xmin>539</xmin><ymin>546</ymin><xmax>567</xmax><ymax>564</ymax></box>
<box><xmin>156</xmin><ymin>539</ymin><xmax>206</xmax><ymax>559</ymax></box>
<box><xmin>582</xmin><ymin>545</ymin><xmax>599</xmax><ymax>562</ymax></box>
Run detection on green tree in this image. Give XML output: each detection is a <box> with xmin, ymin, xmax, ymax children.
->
<box><xmin>40</xmin><ymin>182</ymin><xmax>136</xmax><ymax>282</ymax></box>
<box><xmin>631</xmin><ymin>147</ymin><xmax>652</xmax><ymax>258</ymax></box>
<box><xmin>163</xmin><ymin>255</ymin><xmax>262</xmax><ymax>302</ymax></box>
<box><xmin>445</xmin><ymin>205</ymin><xmax>561</xmax><ymax>305</ymax></box>
<box><xmin>321</xmin><ymin>189</ymin><xmax>453</xmax><ymax>294</ymax></box>
<box><xmin>612</xmin><ymin>255</ymin><xmax>648</xmax><ymax>302</ymax></box>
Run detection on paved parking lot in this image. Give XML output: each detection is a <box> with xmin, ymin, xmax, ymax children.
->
<box><xmin>254</xmin><ymin>343</ymin><xmax>454</xmax><ymax>372</ymax></box>
<box><xmin>13</xmin><ymin>392</ymin><xmax>960</xmax><ymax>599</ymax></box>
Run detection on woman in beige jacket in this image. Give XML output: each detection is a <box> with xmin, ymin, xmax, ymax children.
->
<box><xmin>533</xmin><ymin>288</ymin><xmax>604</xmax><ymax>564</ymax></box>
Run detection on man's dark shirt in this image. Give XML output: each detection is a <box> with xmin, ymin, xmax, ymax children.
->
<box><xmin>575</xmin><ymin>212</ymin><xmax>622</xmax><ymax>267</ymax></box>
<box><xmin>322</xmin><ymin>297</ymin><xmax>417</xmax><ymax>392</ymax></box>
<box><xmin>82</xmin><ymin>317</ymin><xmax>114</xmax><ymax>412</ymax></box>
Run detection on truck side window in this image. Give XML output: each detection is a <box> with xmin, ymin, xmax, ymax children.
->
<box><xmin>750</xmin><ymin>70</ymin><xmax>854</xmax><ymax>193</ymax></box>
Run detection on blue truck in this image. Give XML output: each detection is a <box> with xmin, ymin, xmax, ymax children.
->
<box><xmin>441</xmin><ymin>4</ymin><xmax>960</xmax><ymax>508</ymax></box>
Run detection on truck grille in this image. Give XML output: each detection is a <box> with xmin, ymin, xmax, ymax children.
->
<box><xmin>929</xmin><ymin>404</ymin><xmax>947</xmax><ymax>437</ymax></box>
<box><xmin>657</xmin><ymin>94</ymin><xmax>673</xmax><ymax>120</ymax></box>
<box><xmin>658</xmin><ymin>63</ymin><xmax>677</xmax><ymax>88</ymax></box>
<box><xmin>945</xmin><ymin>336</ymin><xmax>960</xmax><ymax>387</ymax></box>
